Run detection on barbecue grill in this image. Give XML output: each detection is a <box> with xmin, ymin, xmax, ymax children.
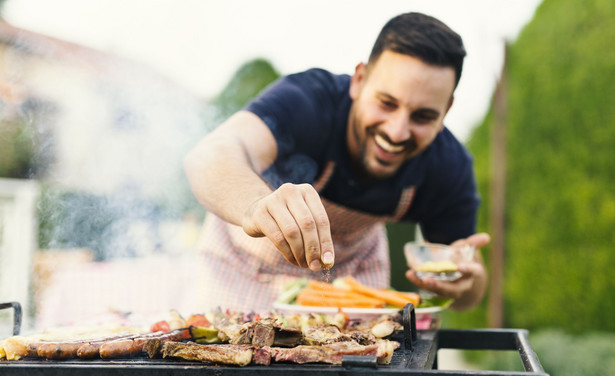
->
<box><xmin>0</xmin><ymin>301</ymin><xmax>548</xmax><ymax>375</ymax></box>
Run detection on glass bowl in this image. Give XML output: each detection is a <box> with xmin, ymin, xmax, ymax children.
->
<box><xmin>404</xmin><ymin>242</ymin><xmax>474</xmax><ymax>281</ymax></box>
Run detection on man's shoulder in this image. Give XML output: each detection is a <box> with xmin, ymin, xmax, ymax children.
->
<box><xmin>429</xmin><ymin>128</ymin><xmax>473</xmax><ymax>166</ymax></box>
<box><xmin>286</xmin><ymin>68</ymin><xmax>350</xmax><ymax>92</ymax></box>
<box><xmin>414</xmin><ymin>127</ymin><xmax>474</xmax><ymax>185</ymax></box>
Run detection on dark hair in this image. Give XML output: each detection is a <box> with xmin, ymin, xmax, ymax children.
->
<box><xmin>368</xmin><ymin>12</ymin><xmax>466</xmax><ymax>88</ymax></box>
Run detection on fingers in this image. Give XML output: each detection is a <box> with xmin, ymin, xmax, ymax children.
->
<box><xmin>450</xmin><ymin>232</ymin><xmax>491</xmax><ymax>249</ymax></box>
<box><xmin>302</xmin><ymin>187</ymin><xmax>334</xmax><ymax>269</ymax></box>
<box><xmin>242</xmin><ymin>194</ymin><xmax>299</xmax><ymax>266</ymax></box>
<box><xmin>405</xmin><ymin>261</ymin><xmax>482</xmax><ymax>300</ymax></box>
<box><xmin>242</xmin><ymin>183</ymin><xmax>334</xmax><ymax>271</ymax></box>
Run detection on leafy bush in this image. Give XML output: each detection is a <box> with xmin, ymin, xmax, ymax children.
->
<box><xmin>529</xmin><ymin>330</ymin><xmax>615</xmax><ymax>376</ymax></box>
<box><xmin>464</xmin><ymin>0</ymin><xmax>615</xmax><ymax>333</ymax></box>
<box><xmin>454</xmin><ymin>330</ymin><xmax>615</xmax><ymax>375</ymax></box>
<box><xmin>0</xmin><ymin>99</ymin><xmax>53</xmax><ymax>179</ymax></box>
<box><xmin>210</xmin><ymin>58</ymin><xmax>280</xmax><ymax>121</ymax></box>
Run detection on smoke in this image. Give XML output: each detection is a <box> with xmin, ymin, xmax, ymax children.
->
<box><xmin>11</xmin><ymin>48</ymin><xmax>214</xmax><ymax>261</ymax></box>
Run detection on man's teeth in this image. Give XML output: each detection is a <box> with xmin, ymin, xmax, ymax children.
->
<box><xmin>374</xmin><ymin>134</ymin><xmax>405</xmax><ymax>153</ymax></box>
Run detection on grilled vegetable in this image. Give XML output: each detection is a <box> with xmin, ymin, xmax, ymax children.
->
<box><xmin>189</xmin><ymin>326</ymin><xmax>220</xmax><ymax>344</ymax></box>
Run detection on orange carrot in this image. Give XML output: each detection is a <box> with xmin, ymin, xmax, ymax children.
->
<box><xmin>296</xmin><ymin>293</ymin><xmax>384</xmax><ymax>308</ymax></box>
<box><xmin>343</xmin><ymin>276</ymin><xmax>420</xmax><ymax>308</ymax></box>
<box><xmin>386</xmin><ymin>290</ymin><xmax>421</xmax><ymax>306</ymax></box>
<box><xmin>298</xmin><ymin>288</ymin><xmax>385</xmax><ymax>305</ymax></box>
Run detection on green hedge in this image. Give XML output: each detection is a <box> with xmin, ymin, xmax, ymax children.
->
<box><xmin>465</xmin><ymin>0</ymin><xmax>615</xmax><ymax>333</ymax></box>
<box><xmin>459</xmin><ymin>330</ymin><xmax>615</xmax><ymax>375</ymax></box>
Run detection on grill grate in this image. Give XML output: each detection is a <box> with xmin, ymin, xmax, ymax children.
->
<box><xmin>0</xmin><ymin>302</ymin><xmax>548</xmax><ymax>375</ymax></box>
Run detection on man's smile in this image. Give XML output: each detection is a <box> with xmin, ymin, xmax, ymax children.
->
<box><xmin>374</xmin><ymin>133</ymin><xmax>406</xmax><ymax>154</ymax></box>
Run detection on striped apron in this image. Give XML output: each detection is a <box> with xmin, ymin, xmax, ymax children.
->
<box><xmin>185</xmin><ymin>162</ymin><xmax>416</xmax><ymax>314</ymax></box>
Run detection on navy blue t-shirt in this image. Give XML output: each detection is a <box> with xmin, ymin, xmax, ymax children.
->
<box><xmin>245</xmin><ymin>68</ymin><xmax>479</xmax><ymax>244</ymax></box>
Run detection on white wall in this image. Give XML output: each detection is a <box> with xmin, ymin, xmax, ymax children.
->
<box><xmin>0</xmin><ymin>178</ymin><xmax>39</xmax><ymax>332</ymax></box>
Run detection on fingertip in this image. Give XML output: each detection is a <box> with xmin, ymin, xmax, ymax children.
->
<box><xmin>309</xmin><ymin>259</ymin><xmax>322</xmax><ymax>271</ymax></box>
<box><xmin>322</xmin><ymin>251</ymin><xmax>334</xmax><ymax>265</ymax></box>
<box><xmin>471</xmin><ymin>232</ymin><xmax>491</xmax><ymax>247</ymax></box>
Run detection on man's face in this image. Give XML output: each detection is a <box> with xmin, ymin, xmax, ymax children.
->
<box><xmin>347</xmin><ymin>50</ymin><xmax>456</xmax><ymax>180</ymax></box>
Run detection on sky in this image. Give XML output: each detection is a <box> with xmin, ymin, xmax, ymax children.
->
<box><xmin>3</xmin><ymin>0</ymin><xmax>542</xmax><ymax>141</ymax></box>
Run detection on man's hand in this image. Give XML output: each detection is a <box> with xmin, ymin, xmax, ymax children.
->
<box><xmin>405</xmin><ymin>232</ymin><xmax>490</xmax><ymax>310</ymax></box>
<box><xmin>242</xmin><ymin>183</ymin><xmax>335</xmax><ymax>271</ymax></box>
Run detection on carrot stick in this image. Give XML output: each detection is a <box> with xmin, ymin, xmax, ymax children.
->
<box><xmin>298</xmin><ymin>288</ymin><xmax>385</xmax><ymax>305</ymax></box>
<box><xmin>386</xmin><ymin>290</ymin><xmax>421</xmax><ymax>306</ymax></box>
<box><xmin>296</xmin><ymin>293</ymin><xmax>384</xmax><ymax>308</ymax></box>
<box><xmin>343</xmin><ymin>276</ymin><xmax>420</xmax><ymax>308</ymax></box>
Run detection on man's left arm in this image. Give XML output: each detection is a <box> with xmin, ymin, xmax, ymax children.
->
<box><xmin>405</xmin><ymin>140</ymin><xmax>489</xmax><ymax>310</ymax></box>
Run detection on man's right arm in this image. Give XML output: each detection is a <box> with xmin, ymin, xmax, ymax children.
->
<box><xmin>184</xmin><ymin>111</ymin><xmax>278</xmax><ymax>226</ymax></box>
<box><xmin>183</xmin><ymin>111</ymin><xmax>335</xmax><ymax>271</ymax></box>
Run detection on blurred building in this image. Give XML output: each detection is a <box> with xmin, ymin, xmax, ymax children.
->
<box><xmin>0</xmin><ymin>20</ymin><xmax>209</xmax><ymax>329</ymax></box>
<box><xmin>0</xmin><ymin>20</ymin><xmax>206</xmax><ymax>198</ymax></box>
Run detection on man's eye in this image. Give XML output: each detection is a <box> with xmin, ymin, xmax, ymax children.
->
<box><xmin>380</xmin><ymin>100</ymin><xmax>396</xmax><ymax>109</ymax></box>
<box><xmin>412</xmin><ymin>113</ymin><xmax>436</xmax><ymax>124</ymax></box>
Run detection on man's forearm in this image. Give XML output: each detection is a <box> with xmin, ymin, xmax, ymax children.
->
<box><xmin>184</xmin><ymin>136</ymin><xmax>273</xmax><ymax>226</ymax></box>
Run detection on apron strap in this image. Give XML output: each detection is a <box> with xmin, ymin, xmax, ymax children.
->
<box><xmin>312</xmin><ymin>161</ymin><xmax>336</xmax><ymax>192</ymax></box>
<box><xmin>312</xmin><ymin>160</ymin><xmax>415</xmax><ymax>222</ymax></box>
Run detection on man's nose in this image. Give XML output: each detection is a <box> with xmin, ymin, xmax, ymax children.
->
<box><xmin>381</xmin><ymin>112</ymin><xmax>411</xmax><ymax>143</ymax></box>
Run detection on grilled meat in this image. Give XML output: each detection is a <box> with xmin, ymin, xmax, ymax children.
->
<box><xmin>99</xmin><ymin>329</ymin><xmax>189</xmax><ymax>359</ymax></box>
<box><xmin>301</xmin><ymin>324</ymin><xmax>352</xmax><ymax>345</ymax></box>
<box><xmin>160</xmin><ymin>341</ymin><xmax>255</xmax><ymax>366</ymax></box>
<box><xmin>259</xmin><ymin>339</ymin><xmax>399</xmax><ymax>365</ymax></box>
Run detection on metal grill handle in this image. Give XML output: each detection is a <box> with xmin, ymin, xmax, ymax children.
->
<box><xmin>436</xmin><ymin>328</ymin><xmax>547</xmax><ymax>374</ymax></box>
<box><xmin>0</xmin><ymin>301</ymin><xmax>22</xmax><ymax>336</ymax></box>
<box><xmin>402</xmin><ymin>303</ymin><xmax>417</xmax><ymax>351</ymax></box>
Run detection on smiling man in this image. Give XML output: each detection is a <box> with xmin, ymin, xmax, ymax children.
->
<box><xmin>184</xmin><ymin>12</ymin><xmax>490</xmax><ymax>312</ymax></box>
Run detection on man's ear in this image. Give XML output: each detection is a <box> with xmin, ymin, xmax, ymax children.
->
<box><xmin>349</xmin><ymin>62</ymin><xmax>367</xmax><ymax>100</ymax></box>
<box><xmin>447</xmin><ymin>95</ymin><xmax>455</xmax><ymax>113</ymax></box>
<box><xmin>439</xmin><ymin>96</ymin><xmax>455</xmax><ymax>132</ymax></box>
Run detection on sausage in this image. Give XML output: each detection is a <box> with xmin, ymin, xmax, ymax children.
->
<box><xmin>98</xmin><ymin>331</ymin><xmax>186</xmax><ymax>359</ymax></box>
<box><xmin>76</xmin><ymin>342</ymin><xmax>106</xmax><ymax>359</ymax></box>
<box><xmin>37</xmin><ymin>342</ymin><xmax>84</xmax><ymax>360</ymax></box>
<box><xmin>76</xmin><ymin>333</ymin><xmax>144</xmax><ymax>359</ymax></box>
<box><xmin>34</xmin><ymin>333</ymin><xmax>139</xmax><ymax>360</ymax></box>
<box><xmin>99</xmin><ymin>338</ymin><xmax>143</xmax><ymax>359</ymax></box>
<box><xmin>30</xmin><ymin>329</ymin><xmax>188</xmax><ymax>360</ymax></box>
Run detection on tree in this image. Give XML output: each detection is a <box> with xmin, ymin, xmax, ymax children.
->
<box><xmin>210</xmin><ymin>58</ymin><xmax>280</xmax><ymax>122</ymax></box>
<box><xmin>465</xmin><ymin>0</ymin><xmax>615</xmax><ymax>333</ymax></box>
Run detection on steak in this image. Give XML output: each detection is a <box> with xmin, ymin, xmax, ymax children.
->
<box><xmin>160</xmin><ymin>341</ymin><xmax>255</xmax><ymax>366</ymax></box>
<box><xmin>267</xmin><ymin>339</ymin><xmax>399</xmax><ymax>365</ymax></box>
<box><xmin>157</xmin><ymin>338</ymin><xmax>400</xmax><ymax>366</ymax></box>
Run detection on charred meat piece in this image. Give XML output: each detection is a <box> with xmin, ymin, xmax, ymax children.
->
<box><xmin>216</xmin><ymin>320</ymin><xmax>253</xmax><ymax>344</ymax></box>
<box><xmin>301</xmin><ymin>324</ymin><xmax>352</xmax><ymax>345</ymax></box>
<box><xmin>99</xmin><ymin>330</ymin><xmax>188</xmax><ymax>359</ymax></box>
<box><xmin>161</xmin><ymin>341</ymin><xmax>255</xmax><ymax>366</ymax></box>
<box><xmin>349</xmin><ymin>315</ymin><xmax>403</xmax><ymax>338</ymax></box>
<box><xmin>144</xmin><ymin>338</ymin><xmax>163</xmax><ymax>359</ymax></box>
<box><xmin>253</xmin><ymin>346</ymin><xmax>272</xmax><ymax>366</ymax></box>
<box><xmin>251</xmin><ymin>320</ymin><xmax>275</xmax><ymax>347</ymax></box>
<box><xmin>348</xmin><ymin>330</ymin><xmax>378</xmax><ymax>345</ymax></box>
<box><xmin>268</xmin><ymin>339</ymin><xmax>400</xmax><ymax>365</ymax></box>
<box><xmin>272</xmin><ymin>327</ymin><xmax>302</xmax><ymax>347</ymax></box>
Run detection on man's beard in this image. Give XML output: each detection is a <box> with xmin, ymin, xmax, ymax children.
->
<box><xmin>355</xmin><ymin>125</ymin><xmax>418</xmax><ymax>181</ymax></box>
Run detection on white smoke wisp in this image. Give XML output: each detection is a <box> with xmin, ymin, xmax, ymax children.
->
<box><xmin>27</xmin><ymin>55</ymin><xmax>213</xmax><ymax>261</ymax></box>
